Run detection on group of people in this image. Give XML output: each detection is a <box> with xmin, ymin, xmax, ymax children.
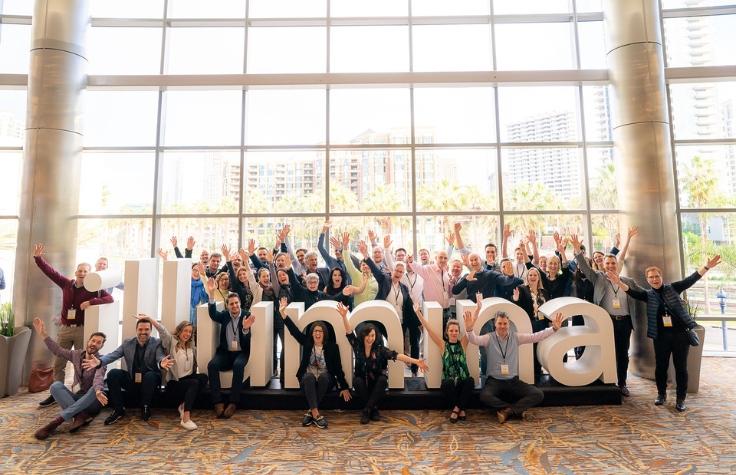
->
<box><xmin>27</xmin><ymin>220</ymin><xmax>722</xmax><ymax>438</ymax></box>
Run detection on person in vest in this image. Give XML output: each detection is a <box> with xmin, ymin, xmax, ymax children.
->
<box><xmin>606</xmin><ymin>254</ymin><xmax>721</xmax><ymax>412</ymax></box>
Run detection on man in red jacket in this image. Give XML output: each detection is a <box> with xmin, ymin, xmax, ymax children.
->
<box><xmin>32</xmin><ymin>243</ymin><xmax>113</xmax><ymax>407</ymax></box>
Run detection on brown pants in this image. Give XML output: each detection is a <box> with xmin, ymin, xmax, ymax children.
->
<box><xmin>53</xmin><ymin>325</ymin><xmax>84</xmax><ymax>382</ymax></box>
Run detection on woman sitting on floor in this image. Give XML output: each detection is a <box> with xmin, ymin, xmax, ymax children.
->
<box><xmin>338</xmin><ymin>302</ymin><xmax>428</xmax><ymax>424</ymax></box>
<box><xmin>414</xmin><ymin>296</ymin><xmax>478</xmax><ymax>423</ymax></box>
<box><xmin>278</xmin><ymin>298</ymin><xmax>352</xmax><ymax>429</ymax></box>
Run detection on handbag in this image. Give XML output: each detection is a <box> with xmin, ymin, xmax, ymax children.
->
<box><xmin>28</xmin><ymin>364</ymin><xmax>54</xmax><ymax>393</ymax></box>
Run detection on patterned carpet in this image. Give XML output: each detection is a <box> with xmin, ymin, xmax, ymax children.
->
<box><xmin>1</xmin><ymin>358</ymin><xmax>735</xmax><ymax>474</ymax></box>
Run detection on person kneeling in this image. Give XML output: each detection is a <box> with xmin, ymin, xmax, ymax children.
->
<box><xmin>279</xmin><ymin>298</ymin><xmax>352</xmax><ymax>429</ymax></box>
<box><xmin>465</xmin><ymin>310</ymin><xmax>562</xmax><ymax>423</ymax></box>
<box><xmin>206</xmin><ymin>279</ymin><xmax>254</xmax><ymax>419</ymax></box>
<box><xmin>84</xmin><ymin>317</ymin><xmax>172</xmax><ymax>425</ymax></box>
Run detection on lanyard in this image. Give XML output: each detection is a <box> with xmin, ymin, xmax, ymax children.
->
<box><xmin>516</xmin><ymin>263</ymin><xmax>525</xmax><ymax>278</ymax></box>
<box><xmin>406</xmin><ymin>273</ymin><xmax>416</xmax><ymax>291</ymax></box>
<box><xmin>494</xmin><ymin>332</ymin><xmax>510</xmax><ymax>361</ymax></box>
<box><xmin>230</xmin><ymin>316</ymin><xmax>239</xmax><ymax>339</ymax></box>
<box><xmin>391</xmin><ymin>283</ymin><xmax>402</xmax><ymax>307</ymax></box>
<box><xmin>608</xmin><ymin>281</ymin><xmax>621</xmax><ymax>297</ymax></box>
<box><xmin>438</xmin><ymin>268</ymin><xmax>447</xmax><ymax>292</ymax></box>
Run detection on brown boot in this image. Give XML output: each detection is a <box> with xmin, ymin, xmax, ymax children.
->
<box><xmin>496</xmin><ymin>408</ymin><xmax>512</xmax><ymax>424</ymax></box>
<box><xmin>222</xmin><ymin>403</ymin><xmax>237</xmax><ymax>419</ymax></box>
<box><xmin>69</xmin><ymin>412</ymin><xmax>93</xmax><ymax>433</ymax></box>
<box><xmin>214</xmin><ymin>403</ymin><xmax>225</xmax><ymax>418</ymax></box>
<box><xmin>34</xmin><ymin>416</ymin><xmax>65</xmax><ymax>440</ymax></box>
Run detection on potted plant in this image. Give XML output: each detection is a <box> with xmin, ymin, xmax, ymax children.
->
<box><xmin>0</xmin><ymin>302</ymin><xmax>32</xmax><ymax>397</ymax></box>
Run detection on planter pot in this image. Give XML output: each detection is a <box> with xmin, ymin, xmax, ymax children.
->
<box><xmin>0</xmin><ymin>326</ymin><xmax>32</xmax><ymax>397</ymax></box>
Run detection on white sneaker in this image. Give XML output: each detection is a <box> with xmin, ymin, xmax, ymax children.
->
<box><xmin>178</xmin><ymin>403</ymin><xmax>184</xmax><ymax>419</ymax></box>
<box><xmin>180</xmin><ymin>419</ymin><xmax>197</xmax><ymax>431</ymax></box>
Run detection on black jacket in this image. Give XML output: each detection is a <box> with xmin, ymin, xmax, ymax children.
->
<box><xmin>208</xmin><ymin>303</ymin><xmax>252</xmax><ymax>355</ymax></box>
<box><xmin>283</xmin><ymin>316</ymin><xmax>349</xmax><ymax>391</ymax></box>
<box><xmin>366</xmin><ymin>257</ymin><xmax>420</xmax><ymax>329</ymax></box>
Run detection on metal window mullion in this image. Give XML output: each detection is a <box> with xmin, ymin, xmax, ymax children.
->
<box><xmin>491</xmin><ymin>0</ymin><xmax>504</xmax><ymax>244</ymax></box>
<box><xmin>408</xmin><ymin>0</ymin><xmax>418</xmax><ymax>257</ymax></box>
<box><xmin>238</xmin><ymin>0</ymin><xmax>249</xmax><ymax>249</ymax></box>
<box><xmin>325</xmin><ymin>0</ymin><xmax>331</xmax><ymax>225</ymax></box>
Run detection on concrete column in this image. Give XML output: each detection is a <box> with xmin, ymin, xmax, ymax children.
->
<box><xmin>604</xmin><ymin>0</ymin><xmax>682</xmax><ymax>379</ymax></box>
<box><xmin>13</xmin><ymin>0</ymin><xmax>88</xmax><ymax>368</ymax></box>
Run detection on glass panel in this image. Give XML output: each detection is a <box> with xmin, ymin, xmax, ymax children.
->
<box><xmin>676</xmin><ymin>145</ymin><xmax>736</xmax><ymax>209</ymax></box>
<box><xmin>412</xmin><ymin>24</ymin><xmax>492</xmax><ymax>72</ymax></box>
<box><xmin>247</xmin><ymin>27</ymin><xmax>326</xmax><ymax>73</ymax></box>
<box><xmin>501</xmin><ymin>147</ymin><xmax>585</xmax><ymax>210</ymax></box>
<box><xmin>162</xmin><ymin>89</ymin><xmax>242</xmax><ymax>146</ymax></box>
<box><xmin>495</xmin><ymin>22</ymin><xmax>575</xmax><ymax>70</ymax></box>
<box><xmin>245</xmin><ymin>88</ymin><xmax>326</xmax><ymax>145</ymax></box>
<box><xmin>331</xmin><ymin>215</ymin><xmax>413</xmax><ymax>254</ymax></box>
<box><xmin>167</xmin><ymin>0</ymin><xmax>245</xmax><ymax>18</ymax></box>
<box><xmin>413</xmin><ymin>87</ymin><xmax>496</xmax><ymax>143</ymax></box>
<box><xmin>0</xmin><ymin>24</ymin><xmax>30</xmax><ymax>73</ymax></box>
<box><xmin>680</xmin><ymin>211</ymin><xmax>736</xmax><ymax>315</ymax></box>
<box><xmin>84</xmin><ymin>90</ymin><xmax>159</xmax><ymax>146</ymax></box>
<box><xmin>499</xmin><ymin>86</ymin><xmax>581</xmax><ymax>142</ymax></box>
<box><xmin>329</xmin><ymin>87</ymin><xmax>410</xmax><ymax>144</ymax></box>
<box><xmin>415</xmin><ymin>215</ymin><xmax>499</xmax><ymax>259</ymax></box>
<box><xmin>583</xmin><ymin>85</ymin><xmax>613</xmax><ymax>142</ymax></box>
<box><xmin>587</xmin><ymin>147</ymin><xmax>618</xmax><ymax>210</ymax></box>
<box><xmin>87</xmin><ymin>27</ymin><xmax>163</xmax><ymax>75</ymax></box>
<box><xmin>243</xmin><ymin>217</ymin><xmax>325</xmax><ymax>254</ymax></box>
<box><xmin>493</xmin><ymin>0</ymin><xmax>571</xmax><ymax>14</ymax></box>
<box><xmin>575</xmin><ymin>0</ymin><xmax>603</xmax><ymax>12</ymax></box>
<box><xmin>160</xmin><ymin>151</ymin><xmax>241</xmax><ymax>214</ymax></box>
<box><xmin>577</xmin><ymin>21</ymin><xmax>606</xmax><ymax>69</ymax></box>
<box><xmin>662</xmin><ymin>1</ymin><xmax>736</xmax><ymax>9</ymax></box>
<box><xmin>411</xmin><ymin>0</ymin><xmax>489</xmax><ymax>16</ymax></box>
<box><xmin>330</xmin><ymin>26</ymin><xmax>409</xmax><ymax>72</ymax></box>
<box><xmin>160</xmin><ymin>217</ymin><xmax>240</xmax><ymax>254</ymax></box>
<box><xmin>0</xmin><ymin>152</ymin><xmax>21</xmax><ymax>215</ymax></box>
<box><xmin>0</xmin><ymin>219</ymin><xmax>18</xmax><ymax>300</ymax></box>
<box><xmin>243</xmin><ymin>151</ymin><xmax>325</xmax><ymax>214</ymax></box>
<box><xmin>79</xmin><ymin>152</ymin><xmax>155</xmax><ymax>215</ymax></box>
<box><xmin>91</xmin><ymin>0</ymin><xmax>164</xmax><ymax>18</ymax></box>
<box><xmin>0</xmin><ymin>89</ymin><xmax>26</xmax><ymax>147</ymax></box>
<box><xmin>249</xmin><ymin>0</ymin><xmax>326</xmax><ymax>18</ymax></box>
<box><xmin>664</xmin><ymin>15</ymin><xmax>736</xmax><ymax>67</ymax></box>
<box><xmin>76</xmin><ymin>218</ymin><xmax>153</xmax><ymax>266</ymax></box>
<box><xmin>330</xmin><ymin>0</ymin><xmax>407</xmax><ymax>17</ymax></box>
<box><xmin>669</xmin><ymin>82</ymin><xmax>736</xmax><ymax>140</ymax></box>
<box><xmin>165</xmin><ymin>27</ymin><xmax>244</xmax><ymax>74</ymax></box>
<box><xmin>502</xmin><ymin>215</ymin><xmax>585</xmax><ymax>253</ymax></box>
<box><xmin>590</xmin><ymin>213</ymin><xmax>622</xmax><ymax>255</ymax></box>
<box><xmin>415</xmin><ymin>149</ymin><xmax>499</xmax><ymax>211</ymax></box>
<box><xmin>1</xmin><ymin>0</ymin><xmax>33</xmax><ymax>15</ymax></box>
<box><xmin>329</xmin><ymin>149</ymin><xmax>411</xmax><ymax>213</ymax></box>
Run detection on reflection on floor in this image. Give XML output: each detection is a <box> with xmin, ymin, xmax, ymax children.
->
<box><xmin>1</xmin><ymin>357</ymin><xmax>735</xmax><ymax>474</ymax></box>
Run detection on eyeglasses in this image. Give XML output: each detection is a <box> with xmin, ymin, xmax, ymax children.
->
<box><xmin>312</xmin><ymin>329</ymin><xmax>324</xmax><ymax>333</ymax></box>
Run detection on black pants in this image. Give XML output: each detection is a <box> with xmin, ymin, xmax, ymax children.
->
<box><xmin>480</xmin><ymin>376</ymin><xmax>544</xmax><ymax>416</ymax></box>
<box><xmin>164</xmin><ymin>373</ymin><xmax>208</xmax><ymax>412</ymax></box>
<box><xmin>531</xmin><ymin>318</ymin><xmax>549</xmax><ymax>379</ymax></box>
<box><xmin>273</xmin><ymin>313</ymin><xmax>285</xmax><ymax>378</ymax></box>
<box><xmin>572</xmin><ymin>315</ymin><xmax>586</xmax><ymax>359</ymax></box>
<box><xmin>479</xmin><ymin>321</ymin><xmax>494</xmax><ymax>375</ymax></box>
<box><xmin>403</xmin><ymin>322</ymin><xmax>420</xmax><ymax>374</ymax></box>
<box><xmin>654</xmin><ymin>330</ymin><xmax>690</xmax><ymax>399</ymax></box>
<box><xmin>353</xmin><ymin>374</ymin><xmax>388</xmax><ymax>410</ymax></box>
<box><xmin>440</xmin><ymin>377</ymin><xmax>474</xmax><ymax>411</ymax></box>
<box><xmin>301</xmin><ymin>372</ymin><xmax>332</xmax><ymax>410</ymax></box>
<box><xmin>107</xmin><ymin>368</ymin><xmax>161</xmax><ymax>412</ymax></box>
<box><xmin>611</xmin><ymin>316</ymin><xmax>633</xmax><ymax>387</ymax></box>
<box><xmin>208</xmin><ymin>350</ymin><xmax>248</xmax><ymax>404</ymax></box>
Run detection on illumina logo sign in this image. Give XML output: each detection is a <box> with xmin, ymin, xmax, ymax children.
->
<box><xmin>82</xmin><ymin>259</ymin><xmax>617</xmax><ymax>389</ymax></box>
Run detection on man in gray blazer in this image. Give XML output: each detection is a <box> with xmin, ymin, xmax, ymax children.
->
<box><xmin>86</xmin><ymin>317</ymin><xmax>173</xmax><ymax>425</ymax></box>
<box><xmin>571</xmin><ymin>234</ymin><xmax>642</xmax><ymax>397</ymax></box>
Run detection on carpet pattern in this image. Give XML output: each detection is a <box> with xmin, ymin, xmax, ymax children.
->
<box><xmin>1</xmin><ymin>358</ymin><xmax>735</xmax><ymax>474</ymax></box>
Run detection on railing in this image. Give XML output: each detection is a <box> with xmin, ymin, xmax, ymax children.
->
<box><xmin>695</xmin><ymin>315</ymin><xmax>736</xmax><ymax>356</ymax></box>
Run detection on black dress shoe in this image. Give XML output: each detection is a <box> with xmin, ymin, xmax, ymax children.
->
<box><xmin>360</xmin><ymin>409</ymin><xmax>370</xmax><ymax>424</ymax></box>
<box><xmin>619</xmin><ymin>385</ymin><xmax>630</xmax><ymax>397</ymax></box>
<box><xmin>141</xmin><ymin>405</ymin><xmax>152</xmax><ymax>421</ymax></box>
<box><xmin>370</xmin><ymin>408</ymin><xmax>381</xmax><ymax>421</ymax></box>
<box><xmin>654</xmin><ymin>394</ymin><xmax>666</xmax><ymax>406</ymax></box>
<box><xmin>104</xmin><ymin>410</ymin><xmax>126</xmax><ymax>425</ymax></box>
<box><xmin>38</xmin><ymin>394</ymin><xmax>57</xmax><ymax>408</ymax></box>
<box><xmin>675</xmin><ymin>399</ymin><xmax>687</xmax><ymax>412</ymax></box>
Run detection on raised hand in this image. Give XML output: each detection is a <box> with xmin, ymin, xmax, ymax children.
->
<box><xmin>221</xmin><ymin>244</ymin><xmax>231</xmax><ymax>261</ymax></box>
<box><xmin>454</xmin><ymin>222</ymin><xmax>462</xmax><ymax>232</ymax></box>
<box><xmin>475</xmin><ymin>293</ymin><xmax>483</xmax><ymax>311</ymax></box>
<box><xmin>33</xmin><ymin>243</ymin><xmax>45</xmax><ymax>257</ymax></box>
<box><xmin>512</xmin><ymin>287</ymin><xmax>520</xmax><ymax>302</ymax></box>
<box><xmin>706</xmin><ymin>255</ymin><xmax>722</xmax><ymax>270</ymax></box>
<box><xmin>527</xmin><ymin>230</ymin><xmax>537</xmax><ymax>245</ymax></box>
<box><xmin>605</xmin><ymin>270</ymin><xmax>621</xmax><ymax>285</ymax></box>
<box><xmin>358</xmin><ymin>240</ymin><xmax>369</xmax><ymax>258</ymax></box>
<box><xmin>282</xmin><ymin>224</ymin><xmax>291</xmax><ymax>238</ymax></box>
<box><xmin>158</xmin><ymin>248</ymin><xmax>168</xmax><ymax>261</ymax></box>
<box><xmin>329</xmin><ymin>236</ymin><xmax>342</xmax><ymax>252</ymax></box>
<box><xmin>628</xmin><ymin>226</ymin><xmax>639</xmax><ymax>240</ymax></box>
<box><xmin>336</xmin><ymin>302</ymin><xmax>349</xmax><ymax>319</ymax></box>
<box><xmin>367</xmin><ymin>229</ymin><xmax>377</xmax><ymax>244</ymax></box>
<box><xmin>463</xmin><ymin>309</ymin><xmax>477</xmax><ymax>332</ymax></box>
<box><xmin>247</xmin><ymin>238</ymin><xmax>256</xmax><ymax>256</ymax></box>
<box><xmin>551</xmin><ymin>312</ymin><xmax>564</xmax><ymax>331</ymax></box>
<box><xmin>82</xmin><ymin>354</ymin><xmax>101</xmax><ymax>371</ymax></box>
<box><xmin>614</xmin><ymin>232</ymin><xmax>621</xmax><ymax>249</ymax></box>
<box><xmin>341</xmin><ymin>231</ymin><xmax>350</xmax><ymax>250</ymax></box>
<box><xmin>32</xmin><ymin>317</ymin><xmax>48</xmax><ymax>338</ymax></box>
<box><xmin>206</xmin><ymin>277</ymin><xmax>217</xmax><ymax>294</ymax></box>
<box><xmin>160</xmin><ymin>355</ymin><xmax>175</xmax><ymax>370</ymax></box>
<box><xmin>322</xmin><ymin>220</ymin><xmax>331</xmax><ymax>234</ymax></box>
<box><xmin>553</xmin><ymin>231</ymin><xmax>561</xmax><ymax>246</ymax></box>
<box><xmin>170</xmin><ymin>236</ymin><xmax>178</xmax><ymax>248</ymax></box>
<box><xmin>278</xmin><ymin>297</ymin><xmax>289</xmax><ymax>318</ymax></box>
<box><xmin>186</xmin><ymin>236</ymin><xmax>195</xmax><ymax>250</ymax></box>
<box><xmin>243</xmin><ymin>314</ymin><xmax>256</xmax><ymax>330</ymax></box>
<box><xmin>445</xmin><ymin>231</ymin><xmax>455</xmax><ymax>247</ymax></box>
<box><xmin>197</xmin><ymin>262</ymin><xmax>206</xmax><ymax>277</ymax></box>
<box><xmin>502</xmin><ymin>224</ymin><xmax>511</xmax><ymax>240</ymax></box>
<box><xmin>383</xmin><ymin>234</ymin><xmax>392</xmax><ymax>250</ymax></box>
<box><xmin>570</xmin><ymin>233</ymin><xmax>582</xmax><ymax>252</ymax></box>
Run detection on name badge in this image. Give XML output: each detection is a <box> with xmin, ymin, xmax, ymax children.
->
<box><xmin>663</xmin><ymin>315</ymin><xmax>673</xmax><ymax>328</ymax></box>
<box><xmin>612</xmin><ymin>298</ymin><xmax>621</xmax><ymax>310</ymax></box>
<box><xmin>134</xmin><ymin>372</ymin><xmax>142</xmax><ymax>384</ymax></box>
<box><xmin>231</xmin><ymin>339</ymin><xmax>238</xmax><ymax>351</ymax></box>
<box><xmin>537</xmin><ymin>313</ymin><xmax>545</xmax><ymax>321</ymax></box>
<box><xmin>500</xmin><ymin>364</ymin><xmax>510</xmax><ymax>376</ymax></box>
<box><xmin>67</xmin><ymin>309</ymin><xmax>76</xmax><ymax>321</ymax></box>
